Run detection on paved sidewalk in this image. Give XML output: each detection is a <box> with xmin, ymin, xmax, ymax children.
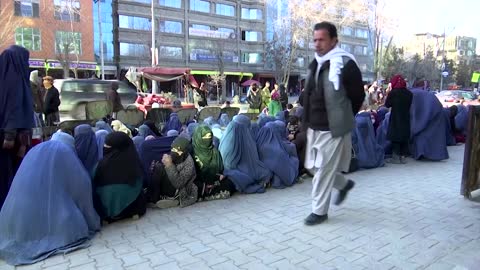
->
<box><xmin>2</xmin><ymin>145</ymin><xmax>479</xmax><ymax>270</ymax></box>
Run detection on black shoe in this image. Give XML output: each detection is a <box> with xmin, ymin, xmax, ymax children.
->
<box><xmin>304</xmin><ymin>213</ymin><xmax>328</xmax><ymax>226</ymax></box>
<box><xmin>334</xmin><ymin>180</ymin><xmax>355</xmax><ymax>206</ymax></box>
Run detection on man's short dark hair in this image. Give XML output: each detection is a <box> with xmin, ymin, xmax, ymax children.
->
<box><xmin>287</xmin><ymin>103</ymin><xmax>293</xmax><ymax>110</ymax></box>
<box><xmin>313</xmin><ymin>22</ymin><xmax>338</xmax><ymax>39</ymax></box>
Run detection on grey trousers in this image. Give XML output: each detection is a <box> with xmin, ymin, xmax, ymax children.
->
<box><xmin>305</xmin><ymin>129</ymin><xmax>351</xmax><ymax>215</ymax></box>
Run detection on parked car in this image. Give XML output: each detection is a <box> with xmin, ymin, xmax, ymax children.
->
<box><xmin>54</xmin><ymin>79</ymin><xmax>138</xmax><ymax>118</ymax></box>
<box><xmin>435</xmin><ymin>90</ymin><xmax>480</xmax><ymax>107</ymax></box>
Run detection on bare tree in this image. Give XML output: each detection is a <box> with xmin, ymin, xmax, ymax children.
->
<box><xmin>51</xmin><ymin>0</ymin><xmax>83</xmax><ymax>78</ymax></box>
<box><xmin>206</xmin><ymin>38</ymin><xmax>227</xmax><ymax>102</ymax></box>
<box><xmin>365</xmin><ymin>0</ymin><xmax>398</xmax><ymax>80</ymax></box>
<box><xmin>0</xmin><ymin>2</ymin><xmax>25</xmax><ymax>49</ymax></box>
<box><xmin>265</xmin><ymin>0</ymin><xmax>367</xmax><ymax>85</ymax></box>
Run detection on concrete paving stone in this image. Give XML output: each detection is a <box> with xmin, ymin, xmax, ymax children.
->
<box><xmin>323</xmin><ymin>257</ymin><xmax>367</xmax><ymax>270</ymax></box>
<box><xmin>210</xmin><ymin>260</ymin><xmax>241</xmax><ymax>270</ymax></box>
<box><xmin>297</xmin><ymin>258</ymin><xmax>337</xmax><ymax>270</ymax></box>
<box><xmin>142</xmin><ymin>251</ymin><xmax>174</xmax><ymax>267</ymax></box>
<box><xmin>206</xmin><ymin>240</ymin><xmax>239</xmax><ymax>255</ymax></box>
<box><xmin>194</xmin><ymin>250</ymin><xmax>229</xmax><ymax>267</ymax></box>
<box><xmin>168</xmin><ymin>251</ymin><xmax>202</xmax><ymax>267</ymax></box>
<box><xmin>119</xmin><ymin>251</ymin><xmax>148</xmax><ymax>267</ymax></box>
<box><xmin>275</xmin><ymin>247</ymin><xmax>311</xmax><ymax>265</ymax></box>
<box><xmin>308</xmin><ymin>237</ymin><xmax>340</xmax><ymax>252</ymax></box>
<box><xmin>153</xmin><ymin>261</ymin><xmax>182</xmax><ymax>270</ymax></box>
<box><xmin>0</xmin><ymin>265</ymin><xmax>14</xmax><ymax>270</ymax></box>
<box><xmin>112</xmin><ymin>243</ymin><xmax>136</xmax><ymax>255</ymax></box>
<box><xmin>91</xmin><ymin>252</ymin><xmax>123</xmax><ymax>268</ymax></box>
<box><xmin>423</xmin><ymin>261</ymin><xmax>457</xmax><ymax>270</ymax></box>
<box><xmin>249</xmin><ymin>249</ymin><xmax>284</xmax><ymax>265</ymax></box>
<box><xmin>268</xmin><ymin>258</ymin><xmax>301</xmax><ymax>270</ymax></box>
<box><xmin>181</xmin><ymin>240</ymin><xmax>213</xmax><ymax>256</ymax></box>
<box><xmin>135</xmin><ymin>241</ymin><xmax>163</xmax><ymax>256</ymax></box>
<box><xmin>327</xmin><ymin>246</ymin><xmax>365</xmax><ymax>263</ymax></box>
<box><xmin>66</xmin><ymin>250</ymin><xmax>95</xmax><ymax>268</ymax></box>
<box><xmin>239</xmin><ymin>260</ymin><xmax>275</xmax><ymax>269</ymax></box>
<box><xmin>41</xmin><ymin>255</ymin><xmax>66</xmax><ymax>268</ymax></box>
<box><xmin>230</xmin><ymin>240</ymin><xmax>263</xmax><ymax>255</ymax></box>
<box><xmin>257</xmin><ymin>240</ymin><xmax>289</xmax><ymax>254</ymax></box>
<box><xmin>16</xmin><ymin>264</ymin><xmax>42</xmax><ymax>270</ymax></box>
<box><xmin>96</xmin><ymin>263</ymin><xmax>124</xmax><ymax>270</ymax></box>
<box><xmin>192</xmin><ymin>231</ymin><xmax>221</xmax><ymax>245</ymax></box>
<box><xmin>302</xmin><ymin>247</ymin><xmax>337</xmax><ymax>264</ymax></box>
<box><xmin>241</xmin><ymin>231</ymin><xmax>269</xmax><ymax>244</ymax></box>
<box><xmin>216</xmin><ymin>231</ymin><xmax>246</xmax><ymax>244</ymax></box>
<box><xmin>264</xmin><ymin>231</ymin><xmax>295</xmax><ymax>243</ymax></box>
<box><xmin>125</xmin><ymin>261</ymin><xmax>153</xmax><ymax>270</ymax></box>
<box><xmin>181</xmin><ymin>261</ymin><xmax>213</xmax><ymax>270</ymax></box>
<box><xmin>156</xmin><ymin>241</ymin><xmax>187</xmax><ymax>256</ymax></box>
<box><xmin>379</xmin><ymin>255</ymin><xmax>422</xmax><ymax>270</ymax></box>
<box><xmin>69</xmin><ymin>262</ymin><xmax>97</xmax><ymax>270</ymax></box>
<box><xmin>223</xmin><ymin>250</ymin><xmax>256</xmax><ymax>266</ymax></box>
<box><xmin>284</xmin><ymin>238</ymin><xmax>313</xmax><ymax>253</ymax></box>
<box><xmin>227</xmin><ymin>224</ymin><xmax>254</xmax><ymax>235</ymax></box>
<box><xmin>352</xmin><ymin>255</ymin><xmax>395</xmax><ymax>270</ymax></box>
<box><xmin>87</xmin><ymin>244</ymin><xmax>112</xmax><ymax>257</ymax></box>
<box><xmin>39</xmin><ymin>262</ymin><xmax>70</xmax><ymax>270</ymax></box>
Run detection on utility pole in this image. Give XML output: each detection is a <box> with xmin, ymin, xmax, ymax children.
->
<box><xmin>151</xmin><ymin>0</ymin><xmax>158</xmax><ymax>94</ymax></box>
<box><xmin>97</xmin><ymin>0</ymin><xmax>105</xmax><ymax>80</ymax></box>
<box><xmin>440</xmin><ymin>28</ymin><xmax>446</xmax><ymax>91</ymax></box>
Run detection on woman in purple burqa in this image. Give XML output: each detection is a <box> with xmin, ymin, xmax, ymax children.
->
<box><xmin>409</xmin><ymin>88</ymin><xmax>449</xmax><ymax>161</ymax></box>
<box><xmin>0</xmin><ymin>45</ymin><xmax>34</xmax><ymax>209</ymax></box>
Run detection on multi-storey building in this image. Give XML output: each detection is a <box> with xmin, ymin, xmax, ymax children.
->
<box><xmin>405</xmin><ymin>33</ymin><xmax>477</xmax><ymax>65</ymax></box>
<box><xmin>0</xmin><ymin>0</ymin><xmax>96</xmax><ymax>78</ymax></box>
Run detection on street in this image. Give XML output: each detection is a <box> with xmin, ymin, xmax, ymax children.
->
<box><xmin>3</xmin><ymin>145</ymin><xmax>479</xmax><ymax>270</ymax></box>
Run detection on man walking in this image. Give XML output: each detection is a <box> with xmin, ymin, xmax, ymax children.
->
<box><xmin>42</xmin><ymin>76</ymin><xmax>60</xmax><ymax>126</ymax></box>
<box><xmin>303</xmin><ymin>22</ymin><xmax>365</xmax><ymax>225</ymax></box>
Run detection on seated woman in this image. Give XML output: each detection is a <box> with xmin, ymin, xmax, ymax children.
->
<box><xmin>95</xmin><ymin>120</ymin><xmax>113</xmax><ymax>133</ymax></box>
<box><xmin>111</xmin><ymin>120</ymin><xmax>132</xmax><ymax>137</ymax></box>
<box><xmin>409</xmin><ymin>89</ymin><xmax>449</xmax><ymax>161</ymax></box>
<box><xmin>353</xmin><ymin>112</ymin><xmax>385</xmax><ymax>169</ymax></box>
<box><xmin>132</xmin><ymin>136</ymin><xmax>145</xmax><ymax>154</ymax></box>
<box><xmin>95</xmin><ymin>130</ymin><xmax>109</xmax><ymax>159</ymax></box>
<box><xmin>74</xmin><ymin>124</ymin><xmax>98</xmax><ymax>176</ymax></box>
<box><xmin>93</xmin><ymin>132</ymin><xmax>146</xmax><ymax>223</ymax></box>
<box><xmin>203</xmin><ymin>116</ymin><xmax>217</xmax><ymax>128</ymax></box>
<box><xmin>219</xmin><ymin>115</ymin><xmax>272</xmax><ymax>193</ymax></box>
<box><xmin>376</xmin><ymin>112</ymin><xmax>393</xmax><ymax>157</ymax></box>
<box><xmin>192</xmin><ymin>125</ymin><xmax>236</xmax><ymax>201</ymax></box>
<box><xmin>256</xmin><ymin>121</ymin><xmax>299</xmax><ymax>188</ymax></box>
<box><xmin>218</xmin><ymin>113</ymin><xmax>230</xmax><ymax>127</ymax></box>
<box><xmin>0</xmin><ymin>136</ymin><xmax>100</xmax><ymax>265</ymax></box>
<box><xmin>149</xmin><ymin>137</ymin><xmax>197</xmax><ymax>208</ymax></box>
<box><xmin>162</xmin><ymin>113</ymin><xmax>182</xmax><ymax>135</ymax></box>
<box><xmin>138</xmin><ymin>120</ymin><xmax>161</xmax><ymax>138</ymax></box>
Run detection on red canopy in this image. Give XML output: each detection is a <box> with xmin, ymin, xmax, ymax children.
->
<box><xmin>137</xmin><ymin>67</ymin><xmax>198</xmax><ymax>87</ymax></box>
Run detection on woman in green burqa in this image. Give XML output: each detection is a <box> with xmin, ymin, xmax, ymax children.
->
<box><xmin>192</xmin><ymin>125</ymin><xmax>236</xmax><ymax>201</ymax></box>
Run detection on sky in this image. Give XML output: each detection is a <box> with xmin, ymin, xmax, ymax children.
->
<box><xmin>383</xmin><ymin>0</ymin><xmax>479</xmax><ymax>52</ymax></box>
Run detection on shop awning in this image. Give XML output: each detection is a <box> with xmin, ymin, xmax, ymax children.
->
<box><xmin>191</xmin><ymin>70</ymin><xmax>253</xmax><ymax>77</ymax></box>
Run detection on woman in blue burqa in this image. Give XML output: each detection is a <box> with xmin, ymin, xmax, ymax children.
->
<box><xmin>0</xmin><ymin>45</ymin><xmax>35</xmax><ymax>209</ymax></box>
<box><xmin>161</xmin><ymin>113</ymin><xmax>183</xmax><ymax>135</ymax></box>
<box><xmin>219</xmin><ymin>115</ymin><xmax>272</xmax><ymax>193</ymax></box>
<box><xmin>74</xmin><ymin>124</ymin><xmax>99</xmax><ymax>176</ymax></box>
<box><xmin>138</xmin><ymin>120</ymin><xmax>161</xmax><ymax>138</ymax></box>
<box><xmin>376</xmin><ymin>111</ymin><xmax>393</xmax><ymax>157</ymax></box>
<box><xmin>256</xmin><ymin>121</ymin><xmax>299</xmax><ymax>188</ymax></box>
<box><xmin>96</xmin><ymin>130</ymin><xmax>109</xmax><ymax>159</ymax></box>
<box><xmin>409</xmin><ymin>88</ymin><xmax>449</xmax><ymax>161</ymax></box>
<box><xmin>0</xmin><ymin>133</ymin><xmax>100</xmax><ymax>265</ymax></box>
<box><xmin>352</xmin><ymin>112</ymin><xmax>385</xmax><ymax>169</ymax></box>
<box><xmin>93</xmin><ymin>132</ymin><xmax>146</xmax><ymax>223</ymax></box>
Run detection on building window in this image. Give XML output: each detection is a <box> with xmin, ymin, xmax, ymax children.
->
<box><xmin>120</xmin><ymin>42</ymin><xmax>148</xmax><ymax>57</ymax></box>
<box><xmin>340</xmin><ymin>43</ymin><xmax>352</xmax><ymax>53</ymax></box>
<box><xmin>119</xmin><ymin>15</ymin><xmax>151</xmax><ymax>30</ymax></box>
<box><xmin>216</xmin><ymin>3</ymin><xmax>234</xmax><ymax>16</ymax></box>
<box><xmin>159</xmin><ymin>46</ymin><xmax>183</xmax><ymax>58</ymax></box>
<box><xmin>242</xmin><ymin>52</ymin><xmax>262</xmax><ymax>64</ymax></box>
<box><xmin>341</xmin><ymin>27</ymin><xmax>353</xmax><ymax>36</ymax></box>
<box><xmin>191</xmin><ymin>24</ymin><xmax>211</xmax><ymax>31</ymax></box>
<box><xmin>15</xmin><ymin>27</ymin><xmax>41</xmax><ymax>51</ymax></box>
<box><xmin>355</xmin><ymin>29</ymin><xmax>368</xmax><ymax>39</ymax></box>
<box><xmin>241</xmin><ymin>8</ymin><xmax>262</xmax><ymax>20</ymax></box>
<box><xmin>241</xmin><ymin>30</ymin><xmax>262</xmax><ymax>42</ymax></box>
<box><xmin>296</xmin><ymin>57</ymin><xmax>305</xmax><ymax>67</ymax></box>
<box><xmin>54</xmin><ymin>0</ymin><xmax>80</xmax><ymax>22</ymax></box>
<box><xmin>354</xmin><ymin>45</ymin><xmax>367</xmax><ymax>55</ymax></box>
<box><xmin>160</xmin><ymin>20</ymin><xmax>182</xmax><ymax>34</ymax></box>
<box><xmin>14</xmin><ymin>0</ymin><xmax>39</xmax><ymax>18</ymax></box>
<box><xmin>190</xmin><ymin>0</ymin><xmax>210</xmax><ymax>13</ymax></box>
<box><xmin>159</xmin><ymin>0</ymin><xmax>181</xmax><ymax>8</ymax></box>
<box><xmin>217</xmin><ymin>27</ymin><xmax>234</xmax><ymax>34</ymax></box>
<box><xmin>55</xmin><ymin>31</ymin><xmax>82</xmax><ymax>55</ymax></box>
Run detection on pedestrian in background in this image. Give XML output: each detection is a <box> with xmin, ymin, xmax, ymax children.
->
<box><xmin>302</xmin><ymin>22</ymin><xmax>365</xmax><ymax>225</ymax></box>
<box><xmin>107</xmin><ymin>82</ymin><xmax>123</xmax><ymax>118</ymax></box>
<box><xmin>42</xmin><ymin>76</ymin><xmax>60</xmax><ymax>126</ymax></box>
